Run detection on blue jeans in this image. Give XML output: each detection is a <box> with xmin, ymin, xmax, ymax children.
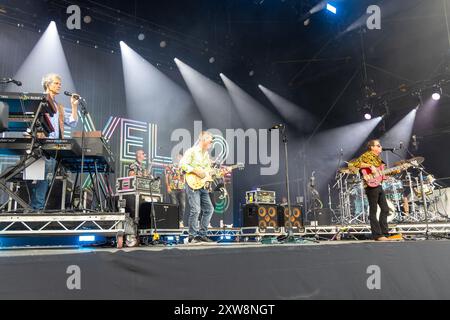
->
<box><xmin>28</xmin><ymin>158</ymin><xmax>56</xmax><ymax>210</ymax></box>
<box><xmin>186</xmin><ymin>185</ymin><xmax>214</xmax><ymax>237</ymax></box>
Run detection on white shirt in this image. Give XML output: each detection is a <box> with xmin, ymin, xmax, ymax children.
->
<box><xmin>48</xmin><ymin>96</ymin><xmax>78</xmax><ymax>139</ymax></box>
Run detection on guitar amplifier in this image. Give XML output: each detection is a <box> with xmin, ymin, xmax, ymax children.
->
<box><xmin>138</xmin><ymin>203</ymin><xmax>179</xmax><ymax>230</ymax></box>
<box><xmin>116</xmin><ymin>176</ymin><xmax>161</xmax><ymax>194</ymax></box>
<box><xmin>245</xmin><ymin>189</ymin><xmax>276</xmax><ymax>204</ymax></box>
<box><xmin>118</xmin><ymin>191</ymin><xmax>163</xmax><ymax>223</ymax></box>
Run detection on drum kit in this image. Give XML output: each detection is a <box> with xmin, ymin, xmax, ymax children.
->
<box><xmin>334</xmin><ymin>156</ymin><xmax>449</xmax><ymax>225</ymax></box>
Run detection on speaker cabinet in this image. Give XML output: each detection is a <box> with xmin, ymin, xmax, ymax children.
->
<box><xmin>243</xmin><ymin>204</ymin><xmax>283</xmax><ymax>231</ymax></box>
<box><xmin>280</xmin><ymin>205</ymin><xmax>303</xmax><ymax>229</ymax></box>
<box><xmin>138</xmin><ymin>202</ymin><xmax>179</xmax><ymax>229</ymax></box>
<box><xmin>306</xmin><ymin>208</ymin><xmax>332</xmax><ymax>226</ymax></box>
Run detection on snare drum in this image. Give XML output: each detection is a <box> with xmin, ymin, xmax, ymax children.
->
<box><xmin>414</xmin><ymin>175</ymin><xmax>435</xmax><ymax>198</ymax></box>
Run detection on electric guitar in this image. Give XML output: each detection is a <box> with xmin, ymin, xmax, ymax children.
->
<box><xmin>360</xmin><ymin>162</ymin><xmax>412</xmax><ymax>188</ymax></box>
<box><xmin>186</xmin><ymin>163</ymin><xmax>244</xmax><ymax>191</ymax></box>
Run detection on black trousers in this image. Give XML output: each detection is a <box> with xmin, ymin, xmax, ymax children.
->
<box><xmin>365</xmin><ymin>186</ymin><xmax>390</xmax><ymax>239</ymax></box>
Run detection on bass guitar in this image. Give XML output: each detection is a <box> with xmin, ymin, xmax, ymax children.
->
<box><xmin>360</xmin><ymin>162</ymin><xmax>412</xmax><ymax>188</ymax></box>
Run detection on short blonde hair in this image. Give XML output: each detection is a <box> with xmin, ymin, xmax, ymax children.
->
<box><xmin>199</xmin><ymin>131</ymin><xmax>212</xmax><ymax>141</ymax></box>
<box><xmin>42</xmin><ymin>73</ymin><xmax>61</xmax><ymax>91</ymax></box>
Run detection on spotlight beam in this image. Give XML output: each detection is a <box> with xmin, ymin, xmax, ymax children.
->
<box><xmin>220</xmin><ymin>74</ymin><xmax>281</xmax><ymax>129</ymax></box>
<box><xmin>120</xmin><ymin>42</ymin><xmax>194</xmax><ymax>126</ymax></box>
<box><xmin>306</xmin><ymin>117</ymin><xmax>382</xmax><ymax>190</ymax></box>
<box><xmin>174</xmin><ymin>58</ymin><xmax>239</xmax><ymax>129</ymax></box>
<box><xmin>258</xmin><ymin>84</ymin><xmax>317</xmax><ymax>133</ymax></box>
<box><xmin>7</xmin><ymin>21</ymin><xmax>76</xmax><ymax>99</ymax></box>
<box><xmin>381</xmin><ymin>108</ymin><xmax>418</xmax><ymax>161</ymax></box>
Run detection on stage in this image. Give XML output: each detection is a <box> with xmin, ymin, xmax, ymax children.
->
<box><xmin>1</xmin><ymin>239</ymin><xmax>450</xmax><ymax>299</ymax></box>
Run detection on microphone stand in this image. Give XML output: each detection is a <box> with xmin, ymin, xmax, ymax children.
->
<box><xmin>149</xmin><ymin>176</ymin><xmax>161</xmax><ymax>245</ymax></box>
<box><xmin>275</xmin><ymin>126</ymin><xmax>316</xmax><ymax>243</ymax></box>
<box><xmin>77</xmin><ymin>98</ymin><xmax>88</xmax><ymax>212</ymax></box>
<box><xmin>418</xmin><ymin>169</ymin><xmax>431</xmax><ymax>240</ymax></box>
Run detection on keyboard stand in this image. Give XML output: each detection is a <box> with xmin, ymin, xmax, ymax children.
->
<box><xmin>0</xmin><ymin>99</ymin><xmax>53</xmax><ymax>212</ymax></box>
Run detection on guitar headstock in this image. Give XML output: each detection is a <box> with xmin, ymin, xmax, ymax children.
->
<box><xmin>235</xmin><ymin>163</ymin><xmax>245</xmax><ymax>170</ymax></box>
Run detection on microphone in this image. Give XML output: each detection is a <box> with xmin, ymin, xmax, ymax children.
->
<box><xmin>64</xmin><ymin>91</ymin><xmax>81</xmax><ymax>100</ymax></box>
<box><xmin>1</xmin><ymin>78</ymin><xmax>22</xmax><ymax>86</ymax></box>
<box><xmin>269</xmin><ymin>124</ymin><xmax>284</xmax><ymax>131</ymax></box>
<box><xmin>310</xmin><ymin>171</ymin><xmax>315</xmax><ymax>188</ymax></box>
<box><xmin>383</xmin><ymin>147</ymin><xmax>397</xmax><ymax>152</ymax></box>
<box><xmin>11</xmin><ymin>79</ymin><xmax>22</xmax><ymax>86</ymax></box>
<box><xmin>399</xmin><ymin>141</ymin><xmax>403</xmax><ymax>150</ymax></box>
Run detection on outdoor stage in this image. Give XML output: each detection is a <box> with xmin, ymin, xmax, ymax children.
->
<box><xmin>1</xmin><ymin>239</ymin><xmax>450</xmax><ymax>299</ymax></box>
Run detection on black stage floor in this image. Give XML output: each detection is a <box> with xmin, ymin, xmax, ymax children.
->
<box><xmin>0</xmin><ymin>240</ymin><xmax>450</xmax><ymax>299</ymax></box>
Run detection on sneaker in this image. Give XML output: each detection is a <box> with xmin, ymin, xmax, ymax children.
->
<box><xmin>188</xmin><ymin>236</ymin><xmax>201</xmax><ymax>243</ymax></box>
<box><xmin>375</xmin><ymin>236</ymin><xmax>389</xmax><ymax>241</ymax></box>
<box><xmin>196</xmin><ymin>236</ymin><xmax>215</xmax><ymax>243</ymax></box>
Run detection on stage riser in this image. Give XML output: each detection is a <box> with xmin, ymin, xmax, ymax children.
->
<box><xmin>1</xmin><ymin>242</ymin><xmax>450</xmax><ymax>299</ymax></box>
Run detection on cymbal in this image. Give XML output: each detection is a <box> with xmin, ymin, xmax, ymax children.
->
<box><xmin>407</xmin><ymin>156</ymin><xmax>425</xmax><ymax>166</ymax></box>
<box><xmin>394</xmin><ymin>157</ymin><xmax>425</xmax><ymax>167</ymax></box>
<box><xmin>394</xmin><ymin>160</ymin><xmax>407</xmax><ymax>166</ymax></box>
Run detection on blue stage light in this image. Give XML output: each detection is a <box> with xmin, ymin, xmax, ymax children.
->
<box><xmin>326</xmin><ymin>3</ymin><xmax>337</xmax><ymax>14</ymax></box>
<box><xmin>79</xmin><ymin>235</ymin><xmax>96</xmax><ymax>242</ymax></box>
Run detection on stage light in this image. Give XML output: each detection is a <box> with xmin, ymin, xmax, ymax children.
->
<box><xmin>326</xmin><ymin>3</ymin><xmax>337</xmax><ymax>14</ymax></box>
<box><xmin>364</xmin><ymin>113</ymin><xmax>372</xmax><ymax>120</ymax></box>
<box><xmin>209</xmin><ymin>57</ymin><xmax>215</xmax><ymax>64</ymax></box>
<box><xmin>431</xmin><ymin>86</ymin><xmax>442</xmax><ymax>101</ymax></box>
<box><xmin>249</xmin><ymin>70</ymin><xmax>255</xmax><ymax>77</ymax></box>
<box><xmin>84</xmin><ymin>16</ymin><xmax>92</xmax><ymax>24</ymax></box>
<box><xmin>138</xmin><ymin>33</ymin><xmax>145</xmax><ymax>41</ymax></box>
<box><xmin>79</xmin><ymin>235</ymin><xmax>96</xmax><ymax>242</ymax></box>
<box><xmin>432</xmin><ymin>93</ymin><xmax>441</xmax><ymax>101</ymax></box>
<box><xmin>160</xmin><ymin>40</ymin><xmax>167</xmax><ymax>48</ymax></box>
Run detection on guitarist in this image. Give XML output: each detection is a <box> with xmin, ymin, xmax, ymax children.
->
<box><xmin>180</xmin><ymin>131</ymin><xmax>230</xmax><ymax>243</ymax></box>
<box><xmin>350</xmin><ymin>139</ymin><xmax>401</xmax><ymax>241</ymax></box>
